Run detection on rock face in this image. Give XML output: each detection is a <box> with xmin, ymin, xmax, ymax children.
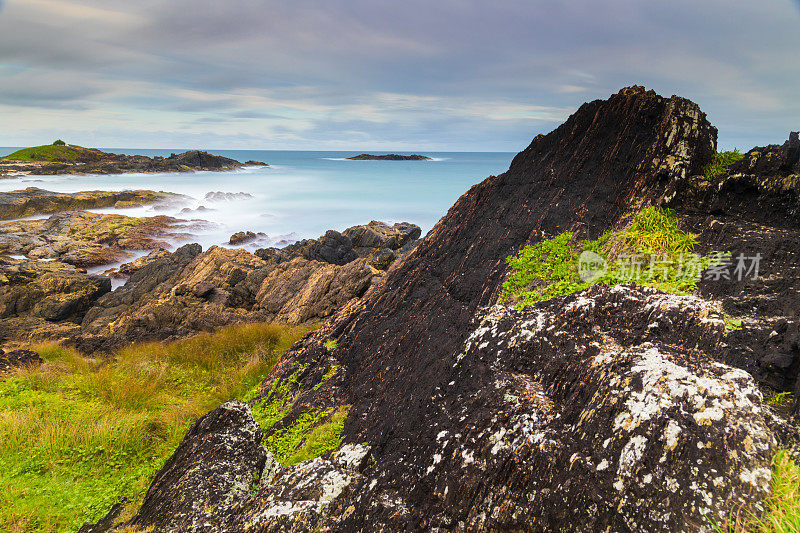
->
<box><xmin>0</xmin><ymin>211</ymin><xmax>184</xmax><ymax>267</ymax></box>
<box><xmin>347</xmin><ymin>153</ymin><xmax>431</xmax><ymax>160</ymax></box>
<box><xmin>0</xmin><ymin>148</ymin><xmax>245</xmax><ymax>176</ymax></box>
<box><xmin>131</xmin><ymin>401</ymin><xmax>269</xmax><ymax>531</ymax></box>
<box><xmin>0</xmin><ymin>257</ymin><xmax>110</xmax><ymax>344</ymax></box>
<box><xmin>0</xmin><ymin>188</ymin><xmax>175</xmax><ymax>220</ymax></box>
<box><xmin>662</xmin><ymin>131</ymin><xmax>800</xmax><ymax>405</ymax></box>
<box><xmin>256</xmin><ymin>221</ymin><xmax>421</xmax><ymax>269</ymax></box>
<box><xmin>80</xmin><ymin>88</ymin><xmax>799</xmax><ymax>531</ymax></box>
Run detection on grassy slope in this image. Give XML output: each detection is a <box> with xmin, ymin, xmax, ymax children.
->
<box><xmin>3</xmin><ymin>145</ymin><xmax>86</xmax><ymax>162</ymax></box>
<box><xmin>0</xmin><ymin>323</ymin><xmax>309</xmax><ymax>533</ymax></box>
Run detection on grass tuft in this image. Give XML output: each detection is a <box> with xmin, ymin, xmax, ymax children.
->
<box><xmin>0</xmin><ymin>322</ymin><xmax>308</xmax><ymax>532</ymax></box>
<box><xmin>704</xmin><ymin>149</ymin><xmax>744</xmax><ymax>180</ymax></box>
<box><xmin>502</xmin><ymin>206</ymin><xmax>724</xmax><ymax>309</ymax></box>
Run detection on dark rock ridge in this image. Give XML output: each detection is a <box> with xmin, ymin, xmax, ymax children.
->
<box><xmin>0</xmin><ymin>187</ymin><xmax>175</xmax><ymax>220</ymax></box>
<box><xmin>0</xmin><ymin>149</ymin><xmax>246</xmax><ymax>176</ymax></box>
<box><xmin>347</xmin><ymin>153</ymin><xmax>431</xmax><ymax>160</ymax></box>
<box><xmin>255</xmin><ymin>221</ymin><xmax>421</xmax><ymax>268</ymax></box>
<box><xmin>81</xmin><ymin>88</ymin><xmax>800</xmax><ymax>531</ymax></box>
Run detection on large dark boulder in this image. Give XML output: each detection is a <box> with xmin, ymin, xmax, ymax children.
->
<box><xmin>127</xmin><ymin>401</ymin><xmax>269</xmax><ymax>532</ymax></box>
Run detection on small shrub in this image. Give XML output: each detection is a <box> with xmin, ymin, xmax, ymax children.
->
<box><xmin>725</xmin><ymin>317</ymin><xmax>743</xmax><ymax>332</ymax></box>
<box><xmin>52</xmin><ymin>139</ymin><xmax>66</xmax><ymax>146</ymax></box>
<box><xmin>766</xmin><ymin>391</ymin><xmax>794</xmax><ymax>409</ymax></box>
<box><xmin>704</xmin><ymin>149</ymin><xmax>744</xmax><ymax>180</ymax></box>
<box><xmin>324</xmin><ymin>339</ymin><xmax>339</xmax><ymax>352</ymax></box>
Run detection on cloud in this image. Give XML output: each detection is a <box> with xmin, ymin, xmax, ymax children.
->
<box><xmin>0</xmin><ymin>0</ymin><xmax>798</xmax><ymax>150</ymax></box>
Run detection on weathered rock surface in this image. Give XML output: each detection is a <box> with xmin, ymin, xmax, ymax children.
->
<box><xmin>661</xmin><ymin>132</ymin><xmax>800</xmax><ymax>406</ymax></box>
<box><xmin>0</xmin><ymin>148</ymin><xmax>245</xmax><ymax>176</ymax></box>
<box><xmin>0</xmin><ymin>348</ymin><xmax>43</xmax><ymax>372</ymax></box>
<box><xmin>0</xmin><ymin>211</ymin><xmax>185</xmax><ymax>267</ymax></box>
<box><xmin>347</xmin><ymin>153</ymin><xmax>431</xmax><ymax>160</ymax></box>
<box><xmin>80</xmin><ymin>88</ymin><xmax>800</xmax><ymax>531</ymax></box>
<box><xmin>0</xmin><ymin>187</ymin><xmax>176</xmax><ymax>220</ymax></box>
<box><xmin>130</xmin><ymin>401</ymin><xmax>269</xmax><ymax>531</ymax></box>
<box><xmin>255</xmin><ymin>221</ymin><xmax>420</xmax><ymax>269</ymax></box>
<box><xmin>0</xmin><ymin>257</ymin><xmax>110</xmax><ymax>344</ymax></box>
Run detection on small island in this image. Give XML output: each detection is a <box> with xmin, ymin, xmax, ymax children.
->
<box><xmin>0</xmin><ymin>141</ymin><xmax>262</xmax><ymax>176</ymax></box>
<box><xmin>347</xmin><ymin>153</ymin><xmax>432</xmax><ymax>161</ymax></box>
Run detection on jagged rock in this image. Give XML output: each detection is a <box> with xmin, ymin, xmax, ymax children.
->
<box><xmin>244</xmin><ymin>160</ymin><xmax>269</xmax><ymax>166</ymax></box>
<box><xmin>0</xmin><ymin>257</ymin><xmax>110</xmax><ymax>345</ymax></box>
<box><xmin>74</xmin><ymin>245</ymin><xmax>377</xmax><ymax>350</ymax></box>
<box><xmin>130</xmin><ymin>401</ymin><xmax>268</xmax><ymax>532</ymax></box>
<box><xmin>229</xmin><ymin>230</ymin><xmax>259</xmax><ymax>245</ymax></box>
<box><xmin>0</xmin><ymin>348</ymin><xmax>43</xmax><ymax>372</ymax></box>
<box><xmin>108</xmin><ymin>249</ymin><xmax>172</xmax><ymax>279</ymax></box>
<box><xmin>255</xmin><ymin>221</ymin><xmax>421</xmax><ymax>267</ymax></box>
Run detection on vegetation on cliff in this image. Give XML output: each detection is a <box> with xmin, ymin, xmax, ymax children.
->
<box><xmin>502</xmin><ymin>206</ymin><xmax>724</xmax><ymax>308</ymax></box>
<box><xmin>704</xmin><ymin>149</ymin><xmax>744</xmax><ymax>180</ymax></box>
<box><xmin>0</xmin><ymin>323</ymin><xmax>308</xmax><ymax>532</ymax></box>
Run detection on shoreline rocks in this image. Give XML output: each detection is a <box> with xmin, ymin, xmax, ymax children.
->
<box><xmin>0</xmin><ymin>187</ymin><xmax>178</xmax><ymax>220</ymax></box>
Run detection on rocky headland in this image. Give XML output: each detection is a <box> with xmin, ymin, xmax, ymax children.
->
<box><xmin>347</xmin><ymin>153</ymin><xmax>431</xmax><ymax>160</ymax></box>
<box><xmin>72</xmin><ymin>87</ymin><xmax>800</xmax><ymax>532</ymax></box>
<box><xmin>0</xmin><ymin>145</ymin><xmax>254</xmax><ymax>176</ymax></box>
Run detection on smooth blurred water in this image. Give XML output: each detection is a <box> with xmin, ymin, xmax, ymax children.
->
<box><xmin>0</xmin><ymin>149</ymin><xmax>515</xmax><ymax>251</ymax></box>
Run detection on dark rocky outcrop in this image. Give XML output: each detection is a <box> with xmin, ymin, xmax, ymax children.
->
<box><xmin>78</xmin><ymin>88</ymin><xmax>800</xmax><ymax>531</ymax></box>
<box><xmin>347</xmin><ymin>153</ymin><xmax>431</xmax><ymax>160</ymax></box>
<box><xmin>0</xmin><ymin>348</ymin><xmax>43</xmax><ymax>373</ymax></box>
<box><xmin>255</xmin><ymin>221</ymin><xmax>420</xmax><ymax>269</ymax></box>
<box><xmin>0</xmin><ymin>187</ymin><xmax>176</xmax><ymax>220</ymax></box>
<box><xmin>0</xmin><ymin>149</ymin><xmax>245</xmax><ymax>176</ymax></box>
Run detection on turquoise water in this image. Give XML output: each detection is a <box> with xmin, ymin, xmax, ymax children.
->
<box><xmin>0</xmin><ymin>149</ymin><xmax>515</xmax><ymax>252</ymax></box>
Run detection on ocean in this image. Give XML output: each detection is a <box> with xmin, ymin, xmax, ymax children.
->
<box><xmin>0</xmin><ymin>149</ymin><xmax>515</xmax><ymax>257</ymax></box>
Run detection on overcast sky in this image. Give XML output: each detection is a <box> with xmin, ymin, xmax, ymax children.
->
<box><xmin>0</xmin><ymin>0</ymin><xmax>798</xmax><ymax>151</ymax></box>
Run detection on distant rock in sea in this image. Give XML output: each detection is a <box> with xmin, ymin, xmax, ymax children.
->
<box><xmin>346</xmin><ymin>153</ymin><xmax>431</xmax><ymax>161</ymax></box>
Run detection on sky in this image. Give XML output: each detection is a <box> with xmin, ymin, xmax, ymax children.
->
<box><xmin>0</xmin><ymin>0</ymin><xmax>798</xmax><ymax>151</ymax></box>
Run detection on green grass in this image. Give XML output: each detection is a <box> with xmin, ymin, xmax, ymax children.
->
<box><xmin>3</xmin><ymin>144</ymin><xmax>84</xmax><ymax>162</ymax></box>
<box><xmin>726</xmin><ymin>317</ymin><xmax>744</xmax><ymax>332</ymax></box>
<box><xmin>324</xmin><ymin>339</ymin><xmax>339</xmax><ymax>352</ymax></box>
<box><xmin>704</xmin><ymin>149</ymin><xmax>745</xmax><ymax>180</ymax></box>
<box><xmin>502</xmin><ymin>207</ymin><xmax>724</xmax><ymax>309</ymax></box>
<box><xmin>709</xmin><ymin>450</ymin><xmax>800</xmax><ymax>532</ymax></box>
<box><xmin>765</xmin><ymin>392</ymin><xmax>794</xmax><ymax>409</ymax></box>
<box><xmin>0</xmin><ymin>322</ymin><xmax>308</xmax><ymax>533</ymax></box>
